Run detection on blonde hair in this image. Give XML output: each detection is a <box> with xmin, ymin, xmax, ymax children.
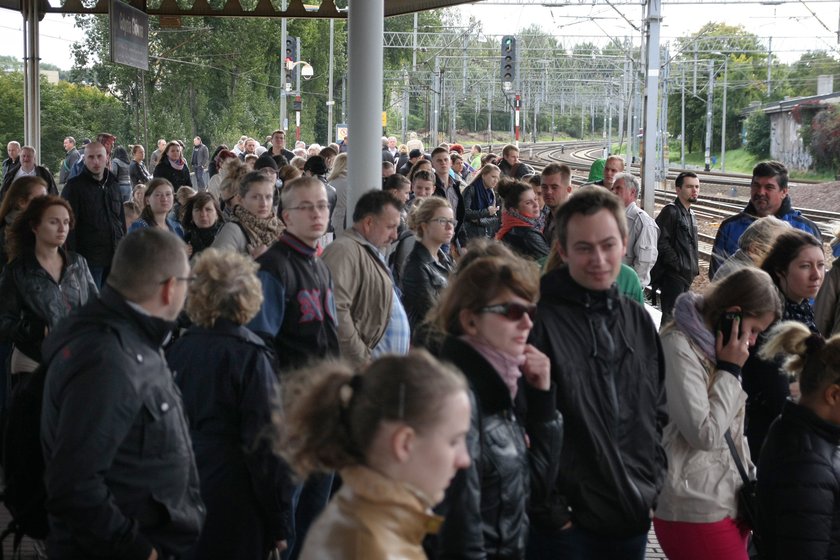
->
<box><xmin>327</xmin><ymin>153</ymin><xmax>348</xmax><ymax>181</ymax></box>
<box><xmin>760</xmin><ymin>321</ymin><xmax>840</xmax><ymax>397</ymax></box>
<box><xmin>279</xmin><ymin>351</ymin><xmax>467</xmax><ymax>479</ymax></box>
<box><xmin>185</xmin><ymin>248</ymin><xmax>263</xmax><ymax>327</ymax></box>
<box><xmin>406</xmin><ymin>196</ymin><xmax>450</xmax><ymax>240</ymax></box>
<box><xmin>219</xmin><ymin>157</ymin><xmax>248</xmax><ymax>202</ymax></box>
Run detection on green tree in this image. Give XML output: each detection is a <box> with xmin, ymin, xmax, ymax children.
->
<box><xmin>744</xmin><ymin>111</ymin><xmax>770</xmax><ymax>158</ymax></box>
<box><xmin>807</xmin><ymin>105</ymin><xmax>840</xmax><ymax>172</ymax></box>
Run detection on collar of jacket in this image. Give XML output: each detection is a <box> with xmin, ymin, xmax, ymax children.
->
<box><xmin>743</xmin><ymin>195</ymin><xmax>794</xmax><ymax>219</ymax></box>
<box><xmin>782</xmin><ymin>400</ymin><xmax>840</xmax><ymax>445</ymax></box>
<box><xmin>442</xmin><ymin>335</ymin><xmax>515</xmax><ymax>415</ymax></box>
<box><xmin>181</xmin><ymin>317</ymin><xmax>266</xmax><ymax>348</ymax></box>
<box><xmin>340</xmin><ymin>465</ymin><xmax>443</xmax><ymax>537</ymax></box>
<box><xmin>99</xmin><ymin>285</ymin><xmax>177</xmax><ymax>347</ymax></box>
<box><xmin>540</xmin><ymin>265</ymin><xmax>621</xmax><ymax>312</ymax></box>
<box><xmin>79</xmin><ymin>164</ymin><xmax>112</xmax><ymax>187</ymax></box>
<box><xmin>345</xmin><ymin>227</ymin><xmax>389</xmax><ymax>266</ymax></box>
<box><xmin>20</xmin><ymin>247</ymin><xmax>75</xmax><ymax>277</ymax></box>
<box><xmin>411</xmin><ymin>242</ymin><xmax>452</xmax><ymax>268</ymax></box>
<box><xmin>279</xmin><ymin>231</ymin><xmax>318</xmax><ymax>258</ymax></box>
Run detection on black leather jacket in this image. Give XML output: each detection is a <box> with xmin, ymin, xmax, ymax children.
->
<box><xmin>501</xmin><ymin>226</ymin><xmax>550</xmax><ymax>262</ymax></box>
<box><xmin>0</xmin><ymin>249</ymin><xmax>97</xmax><ymax>363</ymax></box>
<box><xmin>529</xmin><ymin>266</ymin><xmax>667</xmax><ymax>538</ymax></box>
<box><xmin>153</xmin><ymin>157</ymin><xmax>192</xmax><ymax>190</ymax></box>
<box><xmin>41</xmin><ymin>287</ymin><xmax>205</xmax><ymax>559</ymax></box>
<box><xmin>432</xmin><ymin>336</ymin><xmax>563</xmax><ymax>560</ymax></box>
<box><xmin>62</xmin><ymin>166</ymin><xmax>126</xmax><ymax>267</ymax></box>
<box><xmin>399</xmin><ymin>243</ymin><xmax>453</xmax><ymax>331</ymax></box>
<box><xmin>758</xmin><ymin>401</ymin><xmax>840</xmax><ymax>560</ymax></box>
<box><xmin>461</xmin><ymin>181</ymin><xmax>500</xmax><ymax>241</ymax></box>
<box><xmin>651</xmin><ymin>198</ymin><xmax>699</xmax><ymax>285</ymax></box>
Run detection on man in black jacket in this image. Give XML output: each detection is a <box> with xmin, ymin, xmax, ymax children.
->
<box><xmin>41</xmin><ymin>229</ymin><xmax>204</xmax><ymax>560</ymax></box>
<box><xmin>650</xmin><ymin>171</ymin><xmax>700</xmax><ymax>321</ymax></box>
<box><xmin>62</xmin><ymin>142</ymin><xmax>126</xmax><ymax>288</ymax></box>
<box><xmin>528</xmin><ymin>186</ymin><xmax>667</xmax><ymax>559</ymax></box>
<box><xmin>0</xmin><ymin>145</ymin><xmax>58</xmax><ymax>200</ymax></box>
<box><xmin>430</xmin><ymin>147</ymin><xmax>465</xmax><ymax>247</ymax></box>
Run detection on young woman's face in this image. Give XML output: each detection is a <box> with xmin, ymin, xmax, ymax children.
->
<box><xmin>483</xmin><ymin>169</ymin><xmax>501</xmax><ymax>190</ymax></box>
<box><xmin>34</xmin><ymin>204</ymin><xmax>71</xmax><ymax>248</ymax></box>
<box><xmin>133</xmin><ymin>187</ymin><xmax>146</xmax><ymax>208</ymax></box>
<box><xmin>780</xmin><ymin>245</ymin><xmax>826</xmax><ymax>302</ymax></box>
<box><xmin>424</xmin><ymin>207</ymin><xmax>455</xmax><ymax>246</ymax></box>
<box><xmin>242</xmin><ymin>181</ymin><xmax>274</xmax><ymax>219</ymax></box>
<box><xmin>467</xmin><ymin>289</ymin><xmax>535</xmax><ymax>357</ymax></box>
<box><xmin>148</xmin><ymin>185</ymin><xmax>174</xmax><ymax>214</ymax></box>
<box><xmin>192</xmin><ymin>201</ymin><xmax>218</xmax><ymax>229</ymax></box>
<box><xmin>402</xmin><ymin>390</ymin><xmax>471</xmax><ymax>504</ymax></box>
<box><xmin>167</xmin><ymin>145</ymin><xmax>181</xmax><ymax>160</ymax></box>
<box><xmin>134</xmin><ymin>146</ymin><xmax>145</xmax><ymax>161</ymax></box>
<box><xmin>516</xmin><ymin>189</ymin><xmax>540</xmax><ymax>217</ymax></box>
<box><xmin>413</xmin><ymin>179</ymin><xmax>435</xmax><ymax>199</ymax></box>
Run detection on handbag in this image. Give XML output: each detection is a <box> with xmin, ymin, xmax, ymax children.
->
<box><xmin>724</xmin><ymin>429</ymin><xmax>764</xmax><ymax>558</ymax></box>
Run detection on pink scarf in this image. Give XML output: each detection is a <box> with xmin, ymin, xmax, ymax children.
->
<box><xmin>169</xmin><ymin>158</ymin><xmax>185</xmax><ymax>171</ymax></box>
<box><xmin>460</xmin><ymin>334</ymin><xmax>525</xmax><ymax>399</ymax></box>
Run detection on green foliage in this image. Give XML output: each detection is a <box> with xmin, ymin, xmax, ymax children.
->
<box><xmin>745</xmin><ymin>111</ymin><xmax>770</xmax><ymax>158</ymax></box>
<box><xmin>0</xmin><ymin>71</ymin><xmax>125</xmax><ymax>171</ymax></box>
<box><xmin>808</xmin><ymin>105</ymin><xmax>840</xmax><ymax>172</ymax></box>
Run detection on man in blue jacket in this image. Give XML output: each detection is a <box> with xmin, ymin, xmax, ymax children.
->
<box><xmin>710</xmin><ymin>160</ymin><xmax>821</xmax><ymax>279</ymax></box>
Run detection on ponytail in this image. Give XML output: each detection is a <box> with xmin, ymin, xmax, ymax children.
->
<box><xmin>761</xmin><ymin>321</ymin><xmax>840</xmax><ymax>396</ymax></box>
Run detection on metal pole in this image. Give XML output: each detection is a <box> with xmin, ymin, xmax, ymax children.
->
<box><xmin>402</xmin><ymin>71</ymin><xmax>409</xmax><ymax>142</ymax></box>
<box><xmin>22</xmin><ymin>0</ymin><xmax>40</xmax><ymax>157</ymax></box>
<box><xmin>767</xmin><ymin>37</ymin><xmax>772</xmax><ymax>96</ymax></box>
<box><xmin>487</xmin><ymin>86</ymin><xmax>492</xmax><ymax>142</ymax></box>
<box><xmin>412</xmin><ymin>12</ymin><xmax>418</xmax><ymax>72</ymax></box>
<box><xmin>704</xmin><ymin>60</ymin><xmax>714</xmax><ymax>172</ymax></box>
<box><xmin>327</xmin><ymin>18</ymin><xmax>335</xmax><ymax>144</ymax></box>
<box><xmin>280</xmin><ymin>3</ymin><xmax>287</xmax><ymax>130</ymax></box>
<box><xmin>295</xmin><ymin>36</ymin><xmax>301</xmax><ymax>93</ymax></box>
<box><xmin>641</xmin><ymin>0</ymin><xmax>661</xmax><ymax>215</ymax></box>
<box><xmin>681</xmin><ymin>69</ymin><xmax>685</xmax><ymax>168</ymax></box>
<box><xmin>431</xmin><ymin>57</ymin><xmax>440</xmax><ymax>147</ymax></box>
<box><xmin>346</xmin><ymin>0</ymin><xmax>384</xmax><ymax>223</ymax></box>
<box><xmin>721</xmin><ymin>57</ymin><xmax>728</xmax><ymax>172</ymax></box>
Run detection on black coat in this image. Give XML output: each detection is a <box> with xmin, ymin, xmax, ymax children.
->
<box><xmin>434</xmin><ymin>175</ymin><xmax>466</xmax><ymax>247</ymax></box>
<box><xmin>0</xmin><ymin>249</ymin><xmax>97</xmax><ymax>363</ymax></box>
<box><xmin>461</xmin><ymin>181</ymin><xmax>500</xmax><ymax>241</ymax></box>
<box><xmin>758</xmin><ymin>401</ymin><xmax>840</xmax><ymax>559</ymax></box>
<box><xmin>129</xmin><ymin>160</ymin><xmax>153</xmax><ymax>186</ymax></box>
<box><xmin>528</xmin><ymin>266</ymin><xmax>667</xmax><ymax>538</ymax></box>
<box><xmin>41</xmin><ymin>286</ymin><xmax>205</xmax><ymax>559</ymax></box>
<box><xmin>399</xmin><ymin>242</ymin><xmax>453</xmax><ymax>331</ymax></box>
<box><xmin>500</xmin><ymin>226</ymin><xmax>549</xmax><ymax>262</ymax></box>
<box><xmin>0</xmin><ymin>163</ymin><xmax>58</xmax><ymax>200</ymax></box>
<box><xmin>166</xmin><ymin>320</ymin><xmax>293</xmax><ymax>560</ymax></box>
<box><xmin>651</xmin><ymin>197</ymin><xmax>699</xmax><ymax>286</ymax></box>
<box><xmin>153</xmin><ymin>157</ymin><xmax>192</xmax><ymax>190</ymax></box>
<box><xmin>61</xmin><ymin>167</ymin><xmax>126</xmax><ymax>267</ymax></box>
<box><xmin>432</xmin><ymin>336</ymin><xmax>563</xmax><ymax>560</ymax></box>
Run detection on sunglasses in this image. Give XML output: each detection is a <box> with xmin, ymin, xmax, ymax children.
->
<box><xmin>478</xmin><ymin>302</ymin><xmax>536</xmax><ymax>321</ymax></box>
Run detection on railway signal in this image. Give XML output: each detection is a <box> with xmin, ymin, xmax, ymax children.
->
<box><xmin>500</xmin><ymin>35</ymin><xmax>516</xmax><ymax>92</ymax></box>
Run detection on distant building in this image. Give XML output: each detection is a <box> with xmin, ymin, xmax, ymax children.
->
<box><xmin>763</xmin><ymin>77</ymin><xmax>840</xmax><ymax>171</ymax></box>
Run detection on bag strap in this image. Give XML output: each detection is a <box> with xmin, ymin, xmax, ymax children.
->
<box><xmin>724</xmin><ymin>429</ymin><xmax>751</xmax><ymax>485</ymax></box>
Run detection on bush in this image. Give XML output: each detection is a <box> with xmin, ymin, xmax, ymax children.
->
<box><xmin>745</xmin><ymin>111</ymin><xmax>770</xmax><ymax>158</ymax></box>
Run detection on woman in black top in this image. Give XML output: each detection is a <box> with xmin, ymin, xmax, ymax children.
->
<box><xmin>129</xmin><ymin>144</ymin><xmax>152</xmax><ymax>187</ymax></box>
<box><xmin>182</xmin><ymin>192</ymin><xmax>224</xmax><ymax>257</ymax></box>
<box><xmin>153</xmin><ymin>140</ymin><xmax>192</xmax><ymax>190</ymax></box>
<box><xmin>495</xmin><ymin>179</ymin><xmax>549</xmax><ymax>262</ymax></box>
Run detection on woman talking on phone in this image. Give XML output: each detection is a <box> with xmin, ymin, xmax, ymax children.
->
<box><xmin>653</xmin><ymin>267</ymin><xmax>782</xmax><ymax>559</ymax></box>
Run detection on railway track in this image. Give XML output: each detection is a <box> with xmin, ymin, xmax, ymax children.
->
<box><xmin>519</xmin><ymin>141</ymin><xmax>840</xmax><ymax>248</ymax></box>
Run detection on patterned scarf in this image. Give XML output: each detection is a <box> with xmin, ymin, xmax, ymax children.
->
<box><xmin>232</xmin><ymin>205</ymin><xmax>284</xmax><ymax>249</ymax></box>
<box><xmin>784</xmin><ymin>297</ymin><xmax>818</xmax><ymax>333</ymax></box>
<box><xmin>495</xmin><ymin>208</ymin><xmax>545</xmax><ymax>241</ymax></box>
<box><xmin>168</xmin><ymin>158</ymin><xmax>185</xmax><ymax>171</ymax></box>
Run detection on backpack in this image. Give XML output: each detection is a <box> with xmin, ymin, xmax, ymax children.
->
<box><xmin>0</xmin><ymin>364</ymin><xmax>50</xmax><ymax>551</ymax></box>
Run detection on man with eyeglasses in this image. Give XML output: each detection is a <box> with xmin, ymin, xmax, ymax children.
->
<box><xmin>41</xmin><ymin>229</ymin><xmax>204</xmax><ymax>560</ymax></box>
<box><xmin>247</xmin><ymin>176</ymin><xmax>339</xmax><ymax>560</ymax></box>
<box><xmin>528</xmin><ymin>186</ymin><xmax>667</xmax><ymax>560</ymax></box>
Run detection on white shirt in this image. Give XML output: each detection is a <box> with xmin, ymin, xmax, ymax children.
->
<box><xmin>623</xmin><ymin>201</ymin><xmax>659</xmax><ymax>287</ymax></box>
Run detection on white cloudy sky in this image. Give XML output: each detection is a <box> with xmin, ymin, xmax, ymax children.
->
<box><xmin>0</xmin><ymin>0</ymin><xmax>838</xmax><ymax>68</ymax></box>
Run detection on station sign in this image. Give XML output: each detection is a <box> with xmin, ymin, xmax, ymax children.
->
<box><xmin>109</xmin><ymin>0</ymin><xmax>149</xmax><ymax>71</ymax></box>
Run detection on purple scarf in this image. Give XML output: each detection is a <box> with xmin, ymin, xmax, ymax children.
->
<box><xmin>460</xmin><ymin>334</ymin><xmax>525</xmax><ymax>399</ymax></box>
<box><xmin>672</xmin><ymin>292</ymin><xmax>716</xmax><ymax>362</ymax></box>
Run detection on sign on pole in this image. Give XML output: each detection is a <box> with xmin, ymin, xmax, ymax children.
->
<box><xmin>110</xmin><ymin>0</ymin><xmax>149</xmax><ymax>71</ymax></box>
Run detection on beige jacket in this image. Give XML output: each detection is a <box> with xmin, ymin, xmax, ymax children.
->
<box><xmin>300</xmin><ymin>466</ymin><xmax>441</xmax><ymax>560</ymax></box>
<box><xmin>654</xmin><ymin>328</ymin><xmax>753</xmax><ymax>523</ymax></box>
<box><xmin>321</xmin><ymin>228</ymin><xmax>394</xmax><ymax>366</ymax></box>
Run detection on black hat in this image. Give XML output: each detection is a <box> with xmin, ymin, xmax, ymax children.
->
<box><xmin>409</xmin><ymin>149</ymin><xmax>423</xmax><ymax>159</ymax></box>
<box><xmin>303</xmin><ymin>155</ymin><xmax>328</xmax><ymax>176</ymax></box>
<box><xmin>254</xmin><ymin>153</ymin><xmax>279</xmax><ymax>171</ymax></box>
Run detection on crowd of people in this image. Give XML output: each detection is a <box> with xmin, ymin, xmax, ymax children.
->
<box><xmin>0</xmin><ymin>131</ymin><xmax>839</xmax><ymax>560</ymax></box>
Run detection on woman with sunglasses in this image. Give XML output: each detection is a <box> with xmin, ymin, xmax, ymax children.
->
<box><xmin>399</xmin><ymin>197</ymin><xmax>455</xmax><ymax>332</ymax></box>
<box><xmin>428</xmin><ymin>254</ymin><xmax>563</xmax><ymax>560</ymax></box>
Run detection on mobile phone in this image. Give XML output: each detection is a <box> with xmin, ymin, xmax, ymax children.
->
<box><xmin>717</xmin><ymin>312</ymin><xmax>742</xmax><ymax>345</ymax></box>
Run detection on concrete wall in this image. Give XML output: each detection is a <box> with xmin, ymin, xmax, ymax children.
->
<box><xmin>769</xmin><ymin>110</ymin><xmax>813</xmax><ymax>171</ymax></box>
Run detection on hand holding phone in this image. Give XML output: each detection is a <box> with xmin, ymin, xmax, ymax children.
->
<box><xmin>716</xmin><ymin>312</ymin><xmax>750</xmax><ymax>367</ymax></box>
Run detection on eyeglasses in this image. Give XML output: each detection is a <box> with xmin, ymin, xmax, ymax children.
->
<box><xmin>478</xmin><ymin>302</ymin><xmax>536</xmax><ymax>321</ymax></box>
<box><xmin>429</xmin><ymin>217</ymin><xmax>457</xmax><ymax>227</ymax></box>
<box><xmin>286</xmin><ymin>203</ymin><xmax>330</xmax><ymax>213</ymax></box>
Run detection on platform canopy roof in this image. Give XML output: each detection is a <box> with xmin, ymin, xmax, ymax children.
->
<box><xmin>0</xmin><ymin>0</ymin><xmax>474</xmax><ymax>17</ymax></box>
